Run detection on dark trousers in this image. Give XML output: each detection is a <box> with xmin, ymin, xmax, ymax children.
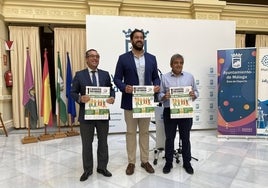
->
<box><xmin>163</xmin><ymin>108</ymin><xmax>192</xmax><ymax>166</ymax></box>
<box><xmin>80</xmin><ymin>120</ymin><xmax>109</xmax><ymax>172</ymax></box>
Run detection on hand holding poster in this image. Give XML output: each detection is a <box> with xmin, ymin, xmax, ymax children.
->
<box><xmin>132</xmin><ymin>86</ymin><xmax>155</xmax><ymax>118</ymax></box>
<box><xmin>170</xmin><ymin>86</ymin><xmax>193</xmax><ymax>119</ymax></box>
<box><xmin>85</xmin><ymin>86</ymin><xmax>110</xmax><ymax>120</ymax></box>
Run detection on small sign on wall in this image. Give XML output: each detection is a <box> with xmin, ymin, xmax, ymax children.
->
<box><xmin>5</xmin><ymin>41</ymin><xmax>14</xmax><ymax>51</ymax></box>
<box><xmin>3</xmin><ymin>54</ymin><xmax>7</xmax><ymax>66</ymax></box>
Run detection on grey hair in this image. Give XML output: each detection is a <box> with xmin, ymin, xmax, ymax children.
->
<box><xmin>170</xmin><ymin>54</ymin><xmax>184</xmax><ymax>65</ymax></box>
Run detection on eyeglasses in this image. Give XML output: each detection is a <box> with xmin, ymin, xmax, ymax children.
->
<box><xmin>86</xmin><ymin>54</ymin><xmax>100</xmax><ymax>59</ymax></box>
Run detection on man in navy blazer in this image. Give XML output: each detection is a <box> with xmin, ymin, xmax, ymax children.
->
<box><xmin>71</xmin><ymin>49</ymin><xmax>115</xmax><ymax>181</ymax></box>
<box><xmin>114</xmin><ymin>29</ymin><xmax>160</xmax><ymax>175</ymax></box>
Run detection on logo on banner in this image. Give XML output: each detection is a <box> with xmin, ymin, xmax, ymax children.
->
<box><xmin>231</xmin><ymin>53</ymin><xmax>242</xmax><ymax>68</ymax></box>
<box><xmin>261</xmin><ymin>55</ymin><xmax>268</xmax><ymax>67</ymax></box>
<box><xmin>123</xmin><ymin>29</ymin><xmax>149</xmax><ymax>52</ymax></box>
<box><xmin>209</xmin><ymin>67</ymin><xmax>214</xmax><ymax>73</ymax></box>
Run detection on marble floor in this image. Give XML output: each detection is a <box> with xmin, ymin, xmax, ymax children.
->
<box><xmin>1</xmin><ymin>128</ymin><xmax>268</xmax><ymax>188</ymax></box>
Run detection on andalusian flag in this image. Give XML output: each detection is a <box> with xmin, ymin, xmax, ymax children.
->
<box><xmin>41</xmin><ymin>49</ymin><xmax>53</xmax><ymax>126</ymax></box>
<box><xmin>23</xmin><ymin>48</ymin><xmax>38</xmax><ymax>128</ymax></box>
<box><xmin>56</xmin><ymin>52</ymin><xmax>67</xmax><ymax>124</ymax></box>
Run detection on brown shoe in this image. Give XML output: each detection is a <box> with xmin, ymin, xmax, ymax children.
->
<box><xmin>141</xmin><ymin>162</ymin><xmax>155</xmax><ymax>173</ymax></box>
<box><xmin>126</xmin><ymin>163</ymin><xmax>135</xmax><ymax>175</ymax></box>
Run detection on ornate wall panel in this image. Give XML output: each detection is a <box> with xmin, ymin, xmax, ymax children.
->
<box><xmin>1</xmin><ymin>0</ymin><xmax>268</xmax><ymax>32</ymax></box>
<box><xmin>221</xmin><ymin>4</ymin><xmax>268</xmax><ymax>32</ymax></box>
<box><xmin>2</xmin><ymin>0</ymin><xmax>89</xmax><ymax>24</ymax></box>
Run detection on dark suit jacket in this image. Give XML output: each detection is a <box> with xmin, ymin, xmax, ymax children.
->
<box><xmin>114</xmin><ymin>51</ymin><xmax>160</xmax><ymax>110</ymax></box>
<box><xmin>71</xmin><ymin>68</ymin><xmax>115</xmax><ymax>123</ymax></box>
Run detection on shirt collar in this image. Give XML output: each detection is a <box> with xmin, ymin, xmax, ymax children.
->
<box><xmin>171</xmin><ymin>71</ymin><xmax>183</xmax><ymax>77</ymax></box>
<box><xmin>88</xmin><ymin>68</ymin><xmax>98</xmax><ymax>73</ymax></box>
<box><xmin>131</xmin><ymin>50</ymin><xmax>144</xmax><ymax>58</ymax></box>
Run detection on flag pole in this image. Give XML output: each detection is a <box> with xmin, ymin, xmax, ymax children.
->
<box><xmin>38</xmin><ymin>124</ymin><xmax>54</xmax><ymax>141</ymax></box>
<box><xmin>21</xmin><ymin>111</ymin><xmax>38</xmax><ymax>144</ymax></box>
<box><xmin>66</xmin><ymin>114</ymin><xmax>79</xmax><ymax>137</ymax></box>
<box><xmin>54</xmin><ymin>101</ymin><xmax>67</xmax><ymax>138</ymax></box>
<box><xmin>53</xmin><ymin>51</ymin><xmax>67</xmax><ymax>138</ymax></box>
<box><xmin>27</xmin><ymin>112</ymin><xmax>30</xmax><ymax>136</ymax></box>
<box><xmin>65</xmin><ymin>52</ymin><xmax>79</xmax><ymax>137</ymax></box>
<box><xmin>69</xmin><ymin>114</ymin><xmax>73</xmax><ymax>132</ymax></box>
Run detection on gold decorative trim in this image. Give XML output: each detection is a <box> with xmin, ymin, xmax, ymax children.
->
<box><xmin>221</xmin><ymin>4</ymin><xmax>268</xmax><ymax>32</ymax></box>
<box><xmin>90</xmin><ymin>7</ymin><xmax>119</xmax><ymax>15</ymax></box>
<box><xmin>0</xmin><ymin>1</ymin><xmax>268</xmax><ymax>35</ymax></box>
<box><xmin>3</xmin><ymin>6</ymin><xmax>89</xmax><ymax>24</ymax></box>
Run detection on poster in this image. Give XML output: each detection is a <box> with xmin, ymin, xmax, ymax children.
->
<box><xmin>170</xmin><ymin>86</ymin><xmax>193</xmax><ymax>119</ymax></box>
<box><xmin>132</xmin><ymin>85</ymin><xmax>155</xmax><ymax>118</ymax></box>
<box><xmin>217</xmin><ymin>48</ymin><xmax>256</xmax><ymax>136</ymax></box>
<box><xmin>84</xmin><ymin>86</ymin><xmax>110</xmax><ymax>120</ymax></box>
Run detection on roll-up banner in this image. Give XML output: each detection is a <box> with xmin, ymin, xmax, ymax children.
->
<box><xmin>257</xmin><ymin>47</ymin><xmax>268</xmax><ymax>136</ymax></box>
<box><xmin>217</xmin><ymin>48</ymin><xmax>257</xmax><ymax>136</ymax></box>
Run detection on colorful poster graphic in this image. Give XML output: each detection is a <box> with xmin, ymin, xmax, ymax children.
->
<box><xmin>217</xmin><ymin>48</ymin><xmax>256</xmax><ymax>136</ymax></box>
<box><xmin>170</xmin><ymin>86</ymin><xmax>193</xmax><ymax>119</ymax></box>
<box><xmin>132</xmin><ymin>86</ymin><xmax>155</xmax><ymax>118</ymax></box>
<box><xmin>257</xmin><ymin>47</ymin><xmax>268</xmax><ymax>136</ymax></box>
<box><xmin>85</xmin><ymin>86</ymin><xmax>110</xmax><ymax>120</ymax></box>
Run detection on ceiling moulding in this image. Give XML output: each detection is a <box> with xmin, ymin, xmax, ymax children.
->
<box><xmin>5</xmin><ymin>18</ymin><xmax>87</xmax><ymax>25</ymax></box>
<box><xmin>222</xmin><ymin>17</ymin><xmax>268</xmax><ymax>32</ymax></box>
<box><xmin>87</xmin><ymin>0</ymin><xmax>121</xmax><ymax>15</ymax></box>
<box><xmin>119</xmin><ymin>0</ymin><xmax>191</xmax><ymax>15</ymax></box>
<box><xmin>190</xmin><ymin>0</ymin><xmax>226</xmax><ymax>12</ymax></box>
<box><xmin>87</xmin><ymin>0</ymin><xmax>122</xmax><ymax>7</ymax></box>
<box><xmin>121</xmin><ymin>0</ymin><xmax>190</xmax><ymax>8</ymax></box>
<box><xmin>3</xmin><ymin>5</ymin><xmax>89</xmax><ymax>24</ymax></box>
<box><xmin>221</xmin><ymin>4</ymin><xmax>268</xmax><ymax>18</ymax></box>
<box><xmin>3</xmin><ymin>0</ymin><xmax>87</xmax><ymax>8</ymax></box>
<box><xmin>220</xmin><ymin>3</ymin><xmax>268</xmax><ymax>32</ymax></box>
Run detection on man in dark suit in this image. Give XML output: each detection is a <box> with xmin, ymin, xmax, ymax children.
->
<box><xmin>114</xmin><ymin>29</ymin><xmax>160</xmax><ymax>175</ymax></box>
<box><xmin>71</xmin><ymin>49</ymin><xmax>115</xmax><ymax>181</ymax></box>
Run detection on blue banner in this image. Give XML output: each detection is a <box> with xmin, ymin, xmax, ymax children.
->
<box><xmin>217</xmin><ymin>48</ymin><xmax>256</xmax><ymax>136</ymax></box>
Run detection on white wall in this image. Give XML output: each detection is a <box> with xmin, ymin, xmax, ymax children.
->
<box><xmin>86</xmin><ymin>15</ymin><xmax>235</xmax><ymax>133</ymax></box>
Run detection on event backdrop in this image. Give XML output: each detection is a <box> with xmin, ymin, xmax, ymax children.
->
<box><xmin>86</xmin><ymin>15</ymin><xmax>235</xmax><ymax>133</ymax></box>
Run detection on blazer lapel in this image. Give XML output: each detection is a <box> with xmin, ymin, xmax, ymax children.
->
<box><xmin>83</xmin><ymin>69</ymin><xmax>93</xmax><ymax>85</ymax></box>
<box><xmin>128</xmin><ymin>51</ymin><xmax>138</xmax><ymax>77</ymax></box>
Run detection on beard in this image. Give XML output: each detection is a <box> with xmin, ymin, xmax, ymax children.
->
<box><xmin>132</xmin><ymin>41</ymin><xmax>144</xmax><ymax>51</ymax></box>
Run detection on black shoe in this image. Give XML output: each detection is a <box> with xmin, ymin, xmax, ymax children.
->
<box><xmin>97</xmin><ymin>169</ymin><xmax>112</xmax><ymax>177</ymax></box>
<box><xmin>163</xmin><ymin>163</ymin><xmax>173</xmax><ymax>174</ymax></box>
<box><xmin>80</xmin><ymin>171</ymin><xmax>92</xmax><ymax>181</ymax></box>
<box><xmin>183</xmin><ymin>165</ymin><xmax>194</xmax><ymax>174</ymax></box>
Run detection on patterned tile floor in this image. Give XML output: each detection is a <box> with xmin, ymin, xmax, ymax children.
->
<box><xmin>1</xmin><ymin>128</ymin><xmax>268</xmax><ymax>188</ymax></box>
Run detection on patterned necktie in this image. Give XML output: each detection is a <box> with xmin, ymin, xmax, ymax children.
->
<box><xmin>91</xmin><ymin>71</ymin><xmax>97</xmax><ymax>86</ymax></box>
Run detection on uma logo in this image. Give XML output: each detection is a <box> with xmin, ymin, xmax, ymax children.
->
<box><xmin>123</xmin><ymin>29</ymin><xmax>149</xmax><ymax>53</ymax></box>
<box><xmin>261</xmin><ymin>55</ymin><xmax>268</xmax><ymax>67</ymax></box>
<box><xmin>231</xmin><ymin>53</ymin><xmax>242</xmax><ymax>68</ymax></box>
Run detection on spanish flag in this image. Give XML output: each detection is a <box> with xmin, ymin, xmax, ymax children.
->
<box><xmin>41</xmin><ymin>49</ymin><xmax>53</xmax><ymax>126</ymax></box>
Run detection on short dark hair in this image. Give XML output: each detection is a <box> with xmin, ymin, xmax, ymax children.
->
<box><xmin>85</xmin><ymin>49</ymin><xmax>97</xmax><ymax>57</ymax></box>
<box><xmin>170</xmin><ymin>54</ymin><xmax>184</xmax><ymax>65</ymax></box>
<box><xmin>130</xmin><ymin>29</ymin><xmax>145</xmax><ymax>40</ymax></box>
